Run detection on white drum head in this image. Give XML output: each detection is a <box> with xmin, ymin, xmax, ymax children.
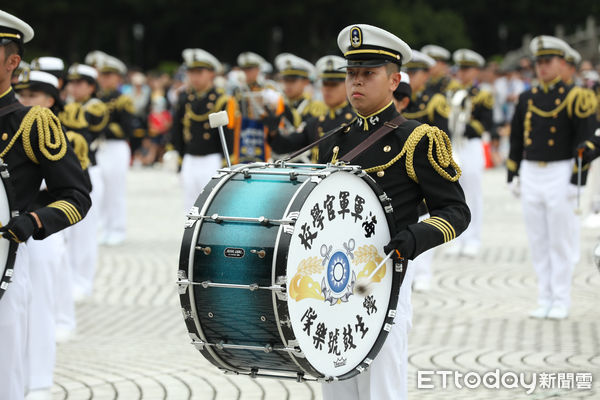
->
<box><xmin>286</xmin><ymin>171</ymin><xmax>392</xmax><ymax>377</ymax></box>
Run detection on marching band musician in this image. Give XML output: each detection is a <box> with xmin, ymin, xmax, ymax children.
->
<box><xmin>15</xmin><ymin>68</ymin><xmax>92</xmax><ymax>399</ymax></box>
<box><xmin>420</xmin><ymin>44</ymin><xmax>456</xmax><ymax>95</ymax></box>
<box><xmin>95</xmin><ymin>53</ymin><xmax>134</xmax><ymax>246</ymax></box>
<box><xmin>274</xmin><ymin>53</ymin><xmax>327</xmax><ymax>127</ymax></box>
<box><xmin>319</xmin><ymin>24</ymin><xmax>470</xmax><ymax>400</ymax></box>
<box><xmin>445</xmin><ymin>49</ymin><xmax>493</xmax><ymax>257</ymax></box>
<box><xmin>267</xmin><ymin>55</ymin><xmax>355</xmax><ymax>162</ymax></box>
<box><xmin>232</xmin><ymin>51</ymin><xmax>284</xmax><ymax>163</ymax></box>
<box><xmin>169</xmin><ymin>48</ymin><xmax>239</xmax><ymax>211</ymax></box>
<box><xmin>562</xmin><ymin>46</ymin><xmax>582</xmax><ymax>85</ymax></box>
<box><xmin>508</xmin><ymin>36</ymin><xmax>598</xmax><ymax>320</ymax></box>
<box><xmin>0</xmin><ymin>10</ymin><xmax>91</xmax><ymax>400</ymax></box>
<box><xmin>60</xmin><ymin>63</ymin><xmax>109</xmax><ymax>301</ymax></box>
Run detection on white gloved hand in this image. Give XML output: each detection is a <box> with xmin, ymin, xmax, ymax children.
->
<box><xmin>162</xmin><ymin>150</ymin><xmax>180</xmax><ymax>173</ymax></box>
<box><xmin>508</xmin><ymin>178</ymin><xmax>520</xmax><ymax>198</ymax></box>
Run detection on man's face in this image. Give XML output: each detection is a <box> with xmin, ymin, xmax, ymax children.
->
<box><xmin>97</xmin><ymin>71</ymin><xmax>121</xmax><ymax>91</ymax></box>
<box><xmin>186</xmin><ymin>68</ymin><xmax>214</xmax><ymax>92</ymax></box>
<box><xmin>456</xmin><ymin>66</ymin><xmax>479</xmax><ymax>85</ymax></box>
<box><xmin>16</xmin><ymin>89</ymin><xmax>54</xmax><ymax>108</ymax></box>
<box><xmin>67</xmin><ymin>79</ymin><xmax>95</xmax><ymax>102</ymax></box>
<box><xmin>431</xmin><ymin>60</ymin><xmax>448</xmax><ymax>77</ymax></box>
<box><xmin>406</xmin><ymin>69</ymin><xmax>428</xmax><ymax>91</ymax></box>
<box><xmin>345</xmin><ymin>65</ymin><xmax>399</xmax><ymax>115</ymax></box>
<box><xmin>320</xmin><ymin>80</ymin><xmax>346</xmax><ymax>108</ymax></box>
<box><xmin>242</xmin><ymin>66</ymin><xmax>259</xmax><ymax>85</ymax></box>
<box><xmin>282</xmin><ymin>76</ymin><xmax>307</xmax><ymax>100</ymax></box>
<box><xmin>535</xmin><ymin>56</ymin><xmax>564</xmax><ymax>83</ymax></box>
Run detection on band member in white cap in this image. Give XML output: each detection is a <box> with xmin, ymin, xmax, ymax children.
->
<box><xmin>508</xmin><ymin>35</ymin><xmax>597</xmax><ymax>320</ymax></box>
<box><xmin>421</xmin><ymin>44</ymin><xmax>456</xmax><ymax>94</ymax></box>
<box><xmin>0</xmin><ymin>10</ymin><xmax>91</xmax><ymax>400</ymax></box>
<box><xmin>274</xmin><ymin>53</ymin><xmax>326</xmax><ymax>126</ymax></box>
<box><xmin>267</xmin><ymin>54</ymin><xmax>355</xmax><ymax>162</ymax></box>
<box><xmin>232</xmin><ymin>51</ymin><xmax>285</xmax><ymax>163</ymax></box>
<box><xmin>319</xmin><ymin>23</ymin><xmax>470</xmax><ymax>400</ymax></box>
<box><xmin>61</xmin><ymin>63</ymin><xmax>108</xmax><ymax>301</ymax></box>
<box><xmin>168</xmin><ymin>48</ymin><xmax>238</xmax><ymax>211</ymax></box>
<box><xmin>95</xmin><ymin>53</ymin><xmax>133</xmax><ymax>245</ymax></box>
<box><xmin>445</xmin><ymin>49</ymin><xmax>493</xmax><ymax>257</ymax></box>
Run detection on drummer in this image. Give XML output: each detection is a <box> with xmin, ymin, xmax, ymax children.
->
<box><xmin>0</xmin><ymin>10</ymin><xmax>91</xmax><ymax>400</ymax></box>
<box><xmin>319</xmin><ymin>24</ymin><xmax>470</xmax><ymax>400</ymax></box>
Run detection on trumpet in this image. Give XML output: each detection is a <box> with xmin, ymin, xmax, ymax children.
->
<box><xmin>447</xmin><ymin>89</ymin><xmax>472</xmax><ymax>140</ymax></box>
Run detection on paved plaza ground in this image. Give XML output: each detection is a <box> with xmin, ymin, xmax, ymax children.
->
<box><xmin>51</xmin><ymin>165</ymin><xmax>600</xmax><ymax>399</ymax></box>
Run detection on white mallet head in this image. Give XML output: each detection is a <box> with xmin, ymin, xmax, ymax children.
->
<box><xmin>209</xmin><ymin>111</ymin><xmax>229</xmax><ymax>128</ymax></box>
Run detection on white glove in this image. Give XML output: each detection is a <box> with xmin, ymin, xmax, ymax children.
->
<box><xmin>162</xmin><ymin>150</ymin><xmax>180</xmax><ymax>173</ymax></box>
<box><xmin>508</xmin><ymin>178</ymin><xmax>520</xmax><ymax>198</ymax></box>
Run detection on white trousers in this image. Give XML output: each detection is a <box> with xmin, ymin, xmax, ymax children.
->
<box><xmin>52</xmin><ymin>232</ymin><xmax>76</xmax><ymax>333</ymax></box>
<box><xmin>26</xmin><ymin>237</ymin><xmax>58</xmax><ymax>390</ymax></box>
<box><xmin>456</xmin><ymin>138</ymin><xmax>484</xmax><ymax>248</ymax></box>
<box><xmin>321</xmin><ymin>260</ymin><xmax>415</xmax><ymax>400</ymax></box>
<box><xmin>413</xmin><ymin>214</ymin><xmax>434</xmax><ymax>282</ymax></box>
<box><xmin>181</xmin><ymin>153</ymin><xmax>222</xmax><ymax>212</ymax></box>
<box><xmin>0</xmin><ymin>243</ymin><xmax>30</xmax><ymax>400</ymax></box>
<box><xmin>520</xmin><ymin>160</ymin><xmax>578</xmax><ymax>309</ymax></box>
<box><xmin>65</xmin><ymin>166</ymin><xmax>101</xmax><ymax>297</ymax></box>
<box><xmin>97</xmin><ymin>140</ymin><xmax>130</xmax><ymax>241</ymax></box>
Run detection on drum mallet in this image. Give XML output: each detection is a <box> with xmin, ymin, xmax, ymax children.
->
<box><xmin>576</xmin><ymin>147</ymin><xmax>584</xmax><ymax>215</ymax></box>
<box><xmin>209</xmin><ymin>111</ymin><xmax>232</xmax><ymax>168</ymax></box>
<box><xmin>354</xmin><ymin>250</ymin><xmax>401</xmax><ymax>296</ymax></box>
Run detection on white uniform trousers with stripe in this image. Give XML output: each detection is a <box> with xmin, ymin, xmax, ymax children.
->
<box><xmin>0</xmin><ymin>243</ymin><xmax>30</xmax><ymax>400</ymax></box>
<box><xmin>26</xmin><ymin>236</ymin><xmax>59</xmax><ymax>390</ymax></box>
<box><xmin>520</xmin><ymin>159</ymin><xmax>578</xmax><ymax>309</ymax></box>
<box><xmin>456</xmin><ymin>138</ymin><xmax>485</xmax><ymax>249</ymax></box>
<box><xmin>321</xmin><ymin>260</ymin><xmax>415</xmax><ymax>400</ymax></box>
<box><xmin>97</xmin><ymin>140</ymin><xmax>130</xmax><ymax>243</ymax></box>
<box><xmin>181</xmin><ymin>153</ymin><xmax>223</xmax><ymax>212</ymax></box>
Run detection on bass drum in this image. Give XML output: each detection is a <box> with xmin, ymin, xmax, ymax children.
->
<box><xmin>178</xmin><ymin>163</ymin><xmax>407</xmax><ymax>381</ymax></box>
<box><xmin>0</xmin><ymin>161</ymin><xmax>19</xmax><ymax>302</ymax></box>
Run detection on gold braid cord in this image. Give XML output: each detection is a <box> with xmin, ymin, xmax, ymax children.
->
<box><xmin>0</xmin><ymin>106</ymin><xmax>67</xmax><ymax>163</ymax></box>
<box><xmin>183</xmin><ymin>94</ymin><xmax>231</xmax><ymax>142</ymax></box>
<box><xmin>65</xmin><ymin>131</ymin><xmax>90</xmax><ymax>170</ymax></box>
<box><xmin>471</xmin><ymin>90</ymin><xmax>494</xmax><ymax>109</ymax></box>
<box><xmin>59</xmin><ymin>103</ymin><xmax>88</xmax><ymax>130</ymax></box>
<box><xmin>364</xmin><ymin>124</ymin><xmax>461</xmax><ymax>183</ymax></box>
<box><xmin>402</xmin><ymin>93</ymin><xmax>449</xmax><ymax>121</ymax></box>
<box><xmin>85</xmin><ymin>100</ymin><xmax>110</xmax><ymax>132</ymax></box>
<box><xmin>529</xmin><ymin>86</ymin><xmax>598</xmax><ymax>119</ymax></box>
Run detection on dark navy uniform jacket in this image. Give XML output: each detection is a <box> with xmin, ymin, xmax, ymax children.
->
<box><xmin>98</xmin><ymin>89</ymin><xmax>134</xmax><ymax>141</ymax></box>
<box><xmin>269</xmin><ymin>101</ymin><xmax>355</xmax><ymax>162</ymax></box>
<box><xmin>318</xmin><ymin>101</ymin><xmax>470</xmax><ymax>260</ymax></box>
<box><xmin>508</xmin><ymin>78</ymin><xmax>598</xmax><ymax>184</ymax></box>
<box><xmin>0</xmin><ymin>87</ymin><xmax>91</xmax><ymax>238</ymax></box>
<box><xmin>170</xmin><ymin>87</ymin><xmax>236</xmax><ymax>157</ymax></box>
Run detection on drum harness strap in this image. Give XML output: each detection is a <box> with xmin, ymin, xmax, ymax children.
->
<box><xmin>0</xmin><ymin>101</ymin><xmax>26</xmax><ymax>119</ymax></box>
<box><xmin>281</xmin><ymin>114</ymin><xmax>407</xmax><ymax>163</ymax></box>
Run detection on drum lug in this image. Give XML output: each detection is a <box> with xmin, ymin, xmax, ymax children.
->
<box><xmin>196</xmin><ymin>246</ymin><xmax>212</xmax><ymax>255</ymax></box>
<box><xmin>310</xmin><ymin>176</ymin><xmax>322</xmax><ymax>183</ymax></box>
<box><xmin>384</xmin><ymin>204</ymin><xmax>394</xmax><ymax>214</ymax></box>
<box><xmin>274</xmin><ymin>276</ymin><xmax>288</xmax><ymax>301</ymax></box>
<box><xmin>177</xmin><ymin>270</ymin><xmax>189</xmax><ymax>294</ymax></box>
<box><xmin>181</xmin><ymin>308</ymin><xmax>194</xmax><ymax>321</ymax></box>
<box><xmin>387</xmin><ymin>309</ymin><xmax>397</xmax><ymax>318</ymax></box>
<box><xmin>279</xmin><ymin>315</ymin><xmax>291</xmax><ymax>328</ymax></box>
<box><xmin>394</xmin><ymin>261</ymin><xmax>403</xmax><ymax>273</ymax></box>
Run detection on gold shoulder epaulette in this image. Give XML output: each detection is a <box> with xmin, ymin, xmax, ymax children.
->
<box><xmin>214</xmin><ymin>93</ymin><xmax>230</xmax><ymax>112</ymax></box>
<box><xmin>65</xmin><ymin>130</ymin><xmax>90</xmax><ymax>170</ymax></box>
<box><xmin>364</xmin><ymin>124</ymin><xmax>461</xmax><ymax>183</ymax></box>
<box><xmin>0</xmin><ymin>106</ymin><xmax>67</xmax><ymax>163</ymax></box>
<box><xmin>445</xmin><ymin>79</ymin><xmax>461</xmax><ymax>93</ymax></box>
<box><xmin>568</xmin><ymin>86</ymin><xmax>598</xmax><ymax>119</ymax></box>
<box><xmin>116</xmin><ymin>94</ymin><xmax>135</xmax><ymax>114</ymax></box>
<box><xmin>59</xmin><ymin>103</ymin><xmax>88</xmax><ymax>130</ymax></box>
<box><xmin>84</xmin><ymin>100</ymin><xmax>110</xmax><ymax>132</ymax></box>
<box><xmin>428</xmin><ymin>93</ymin><xmax>450</xmax><ymax>119</ymax></box>
<box><xmin>472</xmin><ymin>89</ymin><xmax>494</xmax><ymax>109</ymax></box>
<box><xmin>307</xmin><ymin>100</ymin><xmax>328</xmax><ymax>118</ymax></box>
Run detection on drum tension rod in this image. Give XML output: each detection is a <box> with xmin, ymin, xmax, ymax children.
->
<box><xmin>186</xmin><ymin>213</ymin><xmax>296</xmax><ymax>226</ymax></box>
